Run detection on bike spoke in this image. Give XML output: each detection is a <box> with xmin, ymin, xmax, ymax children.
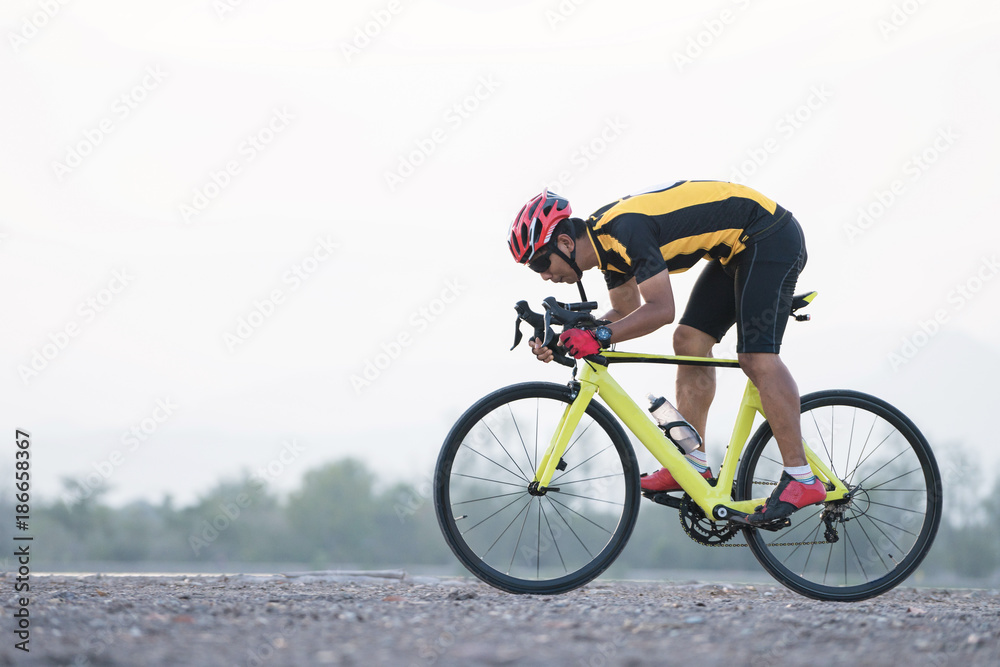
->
<box><xmin>551</xmin><ymin>490</ymin><xmax>623</xmax><ymax>507</ymax></box>
<box><xmin>848</xmin><ymin>413</ymin><xmax>880</xmax><ymax>486</ymax></box>
<box><xmin>862</xmin><ymin>511</ymin><xmax>913</xmax><ymax>547</ymax></box>
<box><xmin>535</xmin><ymin>500</ymin><xmax>541</xmax><ymax>579</ymax></box>
<box><xmin>462</xmin><ymin>443</ymin><xmax>529</xmax><ymax>484</ymax></box>
<box><xmin>453</xmin><ymin>490</ymin><xmax>526</xmax><ymax>506</ymax></box>
<box><xmin>800</xmin><ymin>520</ymin><xmax>826</xmax><ymax>576</ymax></box>
<box><xmin>547</xmin><ymin>495</ymin><xmax>614</xmax><ymax>535</ymax></box>
<box><xmin>462</xmin><ymin>494</ymin><xmax>529</xmax><ymax>536</ymax></box>
<box><xmin>483</xmin><ymin>422</ymin><xmax>531</xmax><ymax>482</ymax></box>
<box><xmin>482</xmin><ymin>496</ymin><xmax>533</xmax><ymax>560</ymax></box>
<box><xmin>452</xmin><ymin>472</ymin><xmax>526</xmax><ymax>490</ymax></box>
<box><xmin>765</xmin><ymin>505</ymin><xmax>824</xmax><ymax>543</ymax></box>
<box><xmin>534</xmin><ymin>399</ymin><xmax>540</xmax><ymax>473</ymax></box>
<box><xmin>554</xmin><ymin>473</ymin><xmax>622</xmax><ymax>486</ymax></box>
<box><xmin>508</xmin><ymin>402</ymin><xmax>534</xmax><ymax>475</ymax></box>
<box><xmin>507</xmin><ymin>497</ymin><xmax>535</xmax><ymax>575</ymax></box>
<box><xmin>830</xmin><ymin>405</ymin><xmax>836</xmax><ymax>477</ymax></box>
<box><xmin>863</xmin><ymin>486</ymin><xmax>925</xmax><ymax>493</ymax></box>
<box><xmin>865</xmin><ymin>499</ymin><xmax>926</xmax><ymax>516</ymax></box>
<box><xmin>759</xmin><ymin>453</ymin><xmax>783</xmax><ymax>469</ymax></box>
<box><xmin>551</xmin><ymin>442</ymin><xmax>615</xmax><ymax>484</ymax></box>
<box><xmin>545</xmin><ymin>497</ymin><xmax>596</xmax><ymax>559</ymax></box>
<box><xmin>845</xmin><ymin>525</ymin><xmax>868</xmax><ymax>582</ymax></box>
<box><xmin>810</xmin><ymin>408</ymin><xmax>838</xmax><ymax>479</ymax></box>
<box><xmin>540</xmin><ymin>500</ymin><xmax>568</xmax><ymax>573</ymax></box>
<box><xmin>852</xmin><ymin>514</ymin><xmax>889</xmax><ymax>571</ymax></box>
<box><xmin>846</xmin><ymin>407</ymin><xmax>857</xmax><ymax>480</ymax></box>
<box><xmin>560</xmin><ymin>418</ymin><xmax>597</xmax><ymax>461</ymax></box>
<box><xmin>822</xmin><ymin>535</ymin><xmax>835</xmax><ymax>585</ymax></box>
<box><xmin>853</xmin><ymin>448</ymin><xmax>912</xmax><ymax>491</ymax></box>
<box><xmin>846</xmin><ymin>429</ymin><xmax>897</xmax><ymax>485</ymax></box>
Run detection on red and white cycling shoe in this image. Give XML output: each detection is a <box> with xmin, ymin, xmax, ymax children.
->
<box><xmin>640</xmin><ymin>466</ymin><xmax>713</xmax><ymax>493</ymax></box>
<box><xmin>747</xmin><ymin>472</ymin><xmax>827</xmax><ymax>524</ymax></box>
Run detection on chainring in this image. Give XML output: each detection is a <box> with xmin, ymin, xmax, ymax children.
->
<box><xmin>679</xmin><ymin>494</ymin><xmax>741</xmax><ymax>546</ymax></box>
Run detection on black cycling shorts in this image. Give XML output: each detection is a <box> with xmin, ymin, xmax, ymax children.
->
<box><xmin>678</xmin><ymin>215</ymin><xmax>806</xmax><ymax>354</ymax></box>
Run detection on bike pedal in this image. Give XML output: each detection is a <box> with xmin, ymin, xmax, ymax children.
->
<box><xmin>760</xmin><ymin>517</ymin><xmax>792</xmax><ymax>532</ymax></box>
<box><xmin>727</xmin><ymin>512</ymin><xmax>791</xmax><ymax>532</ymax></box>
<box><xmin>643</xmin><ymin>492</ymin><xmax>683</xmax><ymax>509</ymax></box>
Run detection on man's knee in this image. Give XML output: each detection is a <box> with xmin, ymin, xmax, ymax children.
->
<box><xmin>674</xmin><ymin>325</ymin><xmax>714</xmax><ymax>356</ymax></box>
<box><xmin>738</xmin><ymin>352</ymin><xmax>781</xmax><ymax>379</ymax></box>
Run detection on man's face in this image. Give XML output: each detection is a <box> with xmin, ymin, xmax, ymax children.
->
<box><xmin>529</xmin><ymin>238</ymin><xmax>576</xmax><ymax>284</ymax></box>
<box><xmin>528</xmin><ymin>234</ymin><xmax>577</xmax><ymax>283</ymax></box>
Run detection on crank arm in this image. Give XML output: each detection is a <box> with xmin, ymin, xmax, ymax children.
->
<box><xmin>641</xmin><ymin>490</ymin><xmax>683</xmax><ymax>509</ymax></box>
<box><xmin>727</xmin><ymin>510</ymin><xmax>791</xmax><ymax>532</ymax></box>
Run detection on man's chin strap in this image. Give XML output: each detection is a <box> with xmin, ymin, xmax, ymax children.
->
<box><xmin>549</xmin><ymin>245</ymin><xmax>588</xmax><ymax>302</ymax></box>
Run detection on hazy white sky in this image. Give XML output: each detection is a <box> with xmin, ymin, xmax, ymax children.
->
<box><xmin>2</xmin><ymin>0</ymin><xmax>999</xmax><ymax>506</ymax></box>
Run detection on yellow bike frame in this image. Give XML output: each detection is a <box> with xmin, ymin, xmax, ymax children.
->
<box><xmin>533</xmin><ymin>351</ymin><xmax>851</xmax><ymax>519</ymax></box>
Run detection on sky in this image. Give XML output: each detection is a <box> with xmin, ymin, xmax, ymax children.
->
<box><xmin>2</xmin><ymin>0</ymin><xmax>999</xmax><ymax>507</ymax></box>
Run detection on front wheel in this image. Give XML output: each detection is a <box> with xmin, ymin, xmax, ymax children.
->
<box><xmin>736</xmin><ymin>390</ymin><xmax>942</xmax><ymax>601</ymax></box>
<box><xmin>434</xmin><ymin>382</ymin><xmax>641</xmax><ymax>594</ymax></box>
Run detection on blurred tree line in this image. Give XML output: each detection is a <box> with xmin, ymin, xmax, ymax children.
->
<box><xmin>2</xmin><ymin>457</ymin><xmax>997</xmax><ymax>582</ymax></box>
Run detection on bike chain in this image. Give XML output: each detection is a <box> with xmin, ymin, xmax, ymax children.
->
<box><xmin>686</xmin><ymin>479</ymin><xmax>831</xmax><ymax>548</ymax></box>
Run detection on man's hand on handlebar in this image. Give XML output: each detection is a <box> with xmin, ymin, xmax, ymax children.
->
<box><xmin>558</xmin><ymin>328</ymin><xmax>601</xmax><ymax>358</ymax></box>
<box><xmin>529</xmin><ymin>336</ymin><xmax>556</xmax><ymax>363</ymax></box>
<box><xmin>514</xmin><ymin>298</ymin><xmax>606</xmax><ymax>367</ymax></box>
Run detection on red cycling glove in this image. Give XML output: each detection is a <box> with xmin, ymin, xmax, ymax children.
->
<box><xmin>559</xmin><ymin>329</ymin><xmax>601</xmax><ymax>358</ymax></box>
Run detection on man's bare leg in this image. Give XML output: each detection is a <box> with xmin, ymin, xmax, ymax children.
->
<box><xmin>672</xmin><ymin>325</ymin><xmax>718</xmax><ymax>449</ymax></box>
<box><xmin>737</xmin><ymin>352</ymin><xmax>806</xmax><ymax>466</ymax></box>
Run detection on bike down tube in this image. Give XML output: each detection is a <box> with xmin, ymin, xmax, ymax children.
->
<box><xmin>575</xmin><ymin>361</ymin><xmax>725</xmax><ymax>516</ymax></box>
<box><xmin>532</xmin><ymin>381</ymin><xmax>598</xmax><ymax>489</ymax></box>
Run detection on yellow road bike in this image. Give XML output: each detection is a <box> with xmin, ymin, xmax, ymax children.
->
<box><xmin>433</xmin><ymin>294</ymin><xmax>942</xmax><ymax>601</ymax></box>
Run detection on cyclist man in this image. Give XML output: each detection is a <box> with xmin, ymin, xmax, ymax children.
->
<box><xmin>507</xmin><ymin>181</ymin><xmax>825</xmax><ymax>524</ymax></box>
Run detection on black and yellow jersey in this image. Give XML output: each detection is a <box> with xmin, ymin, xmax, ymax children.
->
<box><xmin>584</xmin><ymin>180</ymin><xmax>791</xmax><ymax>289</ymax></box>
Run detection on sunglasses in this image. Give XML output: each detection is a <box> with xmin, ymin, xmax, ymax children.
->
<box><xmin>528</xmin><ymin>248</ymin><xmax>554</xmax><ymax>274</ymax></box>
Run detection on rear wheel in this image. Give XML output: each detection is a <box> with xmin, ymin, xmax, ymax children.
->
<box><xmin>736</xmin><ymin>390</ymin><xmax>942</xmax><ymax>601</ymax></box>
<box><xmin>434</xmin><ymin>382</ymin><xmax>640</xmax><ymax>594</ymax></box>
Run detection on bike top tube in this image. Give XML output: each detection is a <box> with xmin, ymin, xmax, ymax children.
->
<box><xmin>598</xmin><ymin>350</ymin><xmax>741</xmax><ymax>369</ymax></box>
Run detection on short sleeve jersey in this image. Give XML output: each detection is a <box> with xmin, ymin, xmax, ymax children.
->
<box><xmin>584</xmin><ymin>181</ymin><xmax>790</xmax><ymax>289</ymax></box>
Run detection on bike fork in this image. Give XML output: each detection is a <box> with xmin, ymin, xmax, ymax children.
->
<box><xmin>532</xmin><ymin>382</ymin><xmax>598</xmax><ymax>491</ymax></box>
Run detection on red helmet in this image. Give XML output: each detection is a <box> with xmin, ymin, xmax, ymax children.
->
<box><xmin>508</xmin><ymin>189</ymin><xmax>572</xmax><ymax>264</ymax></box>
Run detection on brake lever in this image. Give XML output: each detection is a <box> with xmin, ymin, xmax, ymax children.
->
<box><xmin>511</xmin><ymin>300</ymin><xmax>576</xmax><ymax>367</ymax></box>
<box><xmin>542</xmin><ymin>308</ymin><xmax>556</xmax><ymax>349</ymax></box>
<box><xmin>512</xmin><ymin>300</ymin><xmax>543</xmax><ymax>350</ymax></box>
<box><xmin>511</xmin><ymin>319</ymin><xmax>523</xmax><ymax>351</ymax></box>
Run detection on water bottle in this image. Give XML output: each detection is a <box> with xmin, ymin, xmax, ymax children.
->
<box><xmin>647</xmin><ymin>393</ymin><xmax>702</xmax><ymax>454</ymax></box>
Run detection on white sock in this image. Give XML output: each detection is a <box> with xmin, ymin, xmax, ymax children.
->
<box><xmin>785</xmin><ymin>464</ymin><xmax>816</xmax><ymax>483</ymax></box>
<box><xmin>685</xmin><ymin>449</ymin><xmax>709</xmax><ymax>473</ymax></box>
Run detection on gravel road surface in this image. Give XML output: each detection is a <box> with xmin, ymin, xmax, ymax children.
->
<box><xmin>2</xmin><ymin>571</ymin><xmax>998</xmax><ymax>666</ymax></box>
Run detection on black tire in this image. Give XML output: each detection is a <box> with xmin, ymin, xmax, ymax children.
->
<box><xmin>434</xmin><ymin>382</ymin><xmax>641</xmax><ymax>594</ymax></box>
<box><xmin>736</xmin><ymin>390</ymin><xmax>942</xmax><ymax>601</ymax></box>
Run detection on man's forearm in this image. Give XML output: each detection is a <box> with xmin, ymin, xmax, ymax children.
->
<box><xmin>600</xmin><ymin>308</ymin><xmax>627</xmax><ymax>323</ymax></box>
<box><xmin>606</xmin><ymin>302</ymin><xmax>675</xmax><ymax>343</ymax></box>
